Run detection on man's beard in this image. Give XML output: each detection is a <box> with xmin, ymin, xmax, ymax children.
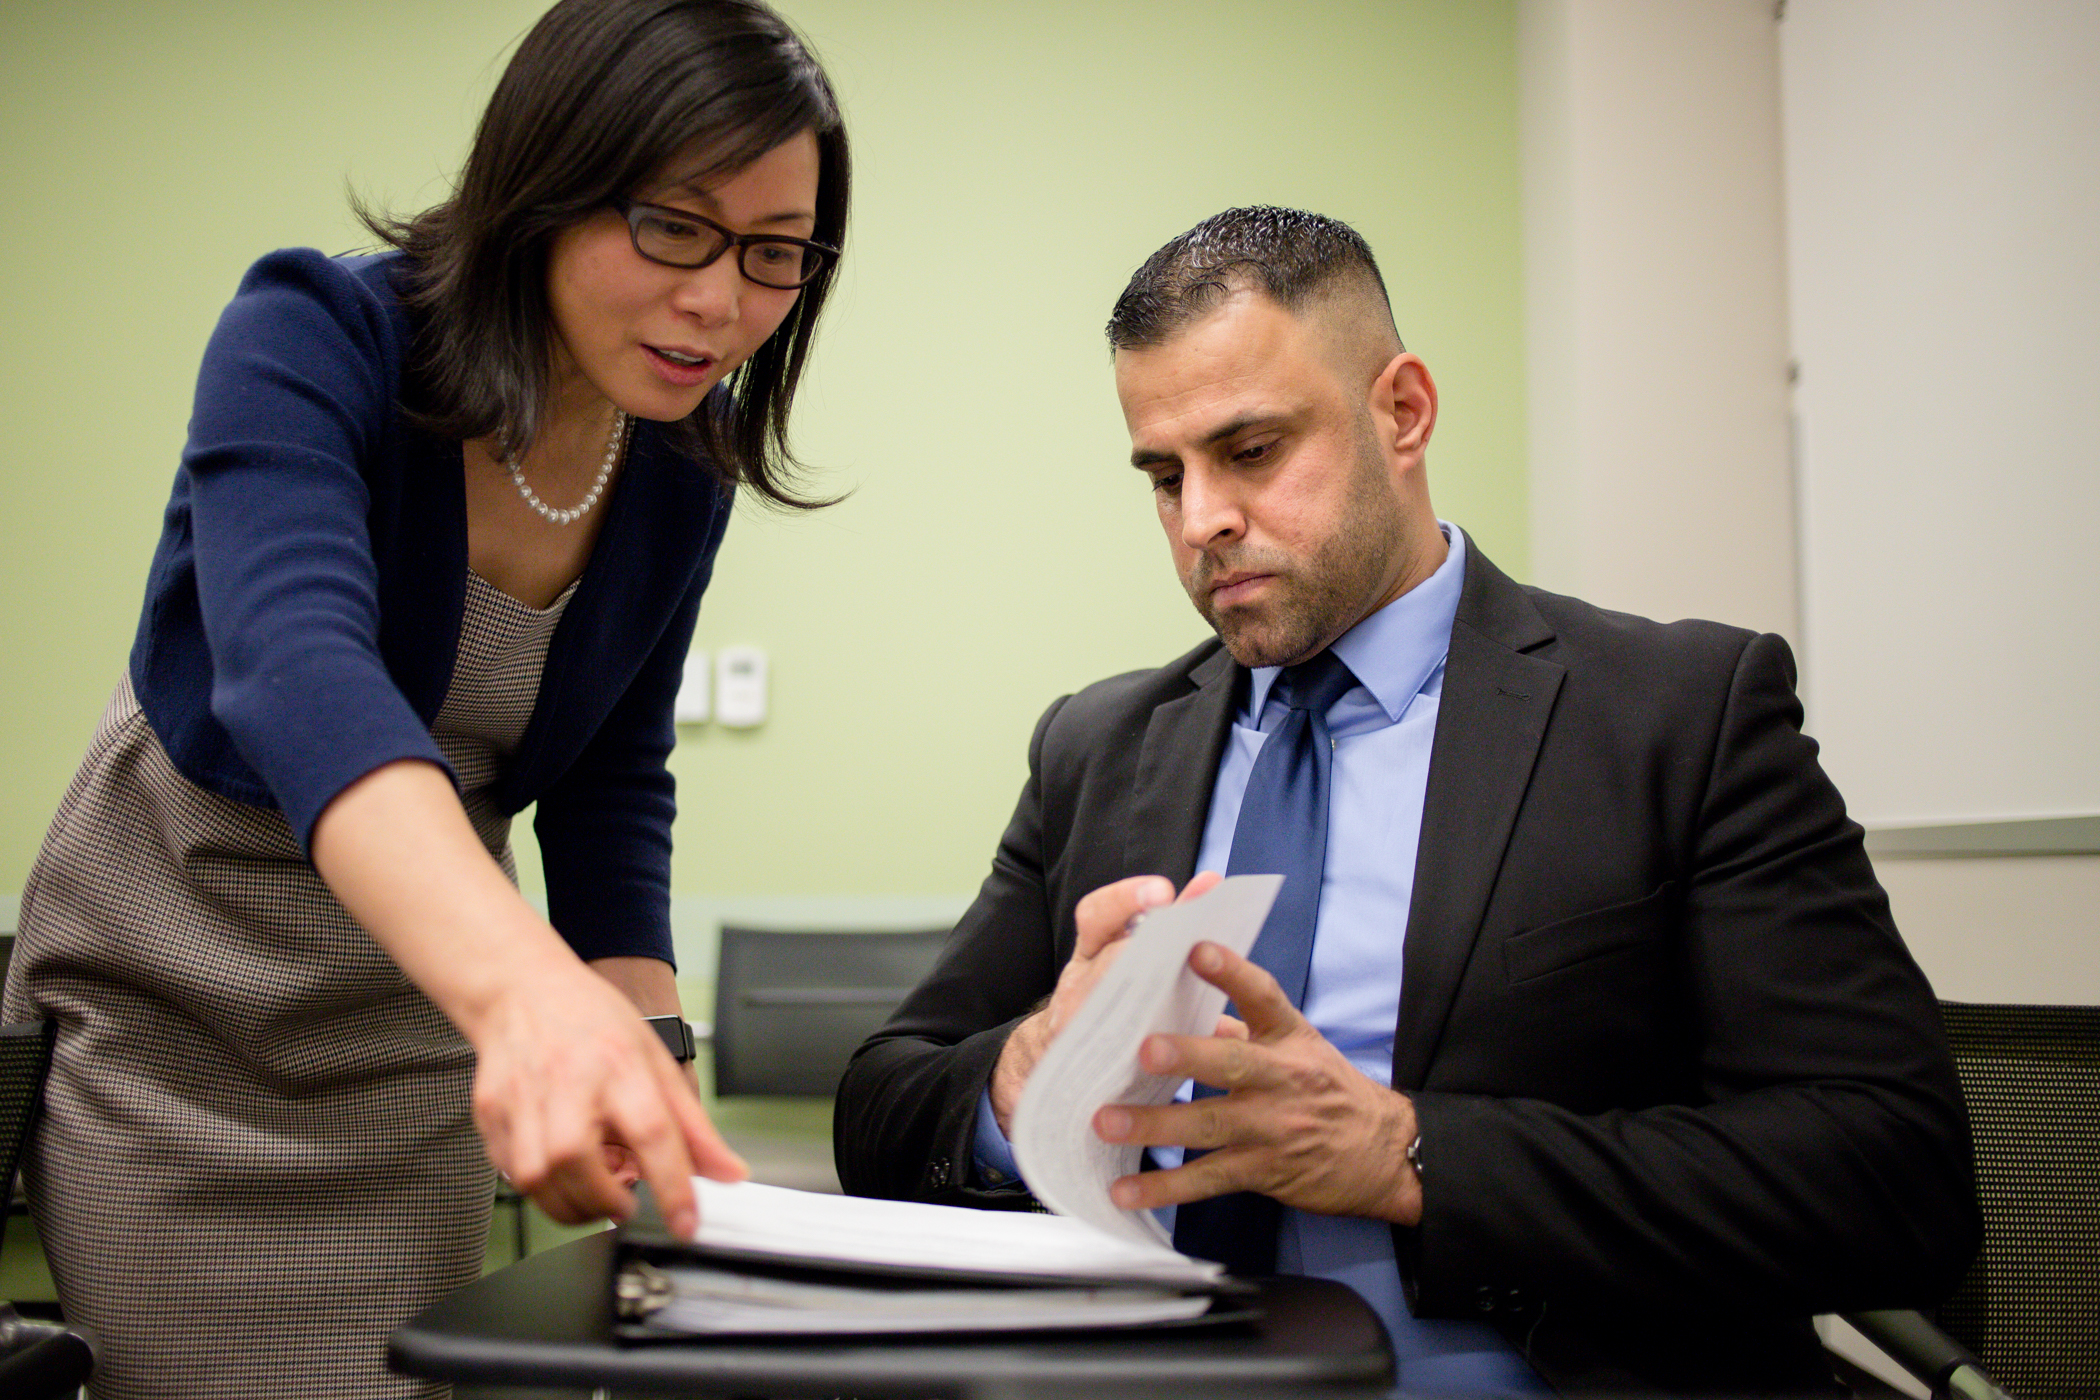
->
<box><xmin>1183</xmin><ymin>431</ymin><xmax>1413</xmax><ymax>668</ymax></box>
<box><xmin>1187</xmin><ymin>542</ymin><xmax>1370</xmax><ymax>668</ymax></box>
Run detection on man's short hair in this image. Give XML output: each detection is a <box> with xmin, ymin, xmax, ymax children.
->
<box><xmin>1105</xmin><ymin>206</ymin><xmax>1398</xmax><ymax>353</ymax></box>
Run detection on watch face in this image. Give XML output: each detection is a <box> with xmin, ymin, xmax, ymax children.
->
<box><xmin>648</xmin><ymin>1016</ymin><xmax>694</xmax><ymax>1063</ymax></box>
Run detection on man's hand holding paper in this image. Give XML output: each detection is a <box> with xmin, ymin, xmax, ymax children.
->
<box><xmin>1004</xmin><ymin>873</ymin><xmax>1276</xmax><ymax>1248</ymax></box>
<box><xmin>987</xmin><ymin>870</ymin><xmax>1224</xmax><ymax>1135</ymax></box>
<box><xmin>996</xmin><ymin>870</ymin><xmax>1423</xmax><ymax>1242</ymax></box>
<box><xmin>1094</xmin><ymin>935</ymin><xmax>1424</xmax><ymax>1227</ymax></box>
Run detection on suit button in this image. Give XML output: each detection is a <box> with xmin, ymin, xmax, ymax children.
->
<box><xmin>929</xmin><ymin>1157</ymin><xmax>951</xmax><ymax>1190</ymax></box>
<box><xmin>1474</xmin><ymin>1286</ymin><xmax>1498</xmax><ymax>1314</ymax></box>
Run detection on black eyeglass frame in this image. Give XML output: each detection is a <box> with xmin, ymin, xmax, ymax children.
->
<box><xmin>615</xmin><ymin>200</ymin><xmax>839</xmax><ymax>289</ymax></box>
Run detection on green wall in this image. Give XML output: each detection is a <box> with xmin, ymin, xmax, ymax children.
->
<box><xmin>0</xmin><ymin>1</ymin><xmax>1526</xmax><ymax>904</ymax></box>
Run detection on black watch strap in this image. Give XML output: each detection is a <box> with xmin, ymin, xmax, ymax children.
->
<box><xmin>645</xmin><ymin>1015</ymin><xmax>697</xmax><ymax>1064</ymax></box>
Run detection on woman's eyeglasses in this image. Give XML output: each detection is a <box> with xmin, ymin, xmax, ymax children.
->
<box><xmin>616</xmin><ymin>201</ymin><xmax>837</xmax><ymax>290</ymax></box>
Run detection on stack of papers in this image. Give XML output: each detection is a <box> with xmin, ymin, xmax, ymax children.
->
<box><xmin>677</xmin><ymin>1177</ymin><xmax>1223</xmax><ymax>1286</ymax></box>
<box><xmin>615</xmin><ymin>874</ymin><xmax>1281</xmax><ymax>1338</ymax></box>
<box><xmin>624</xmin><ymin>1246</ymin><xmax>1217</xmax><ymax>1336</ymax></box>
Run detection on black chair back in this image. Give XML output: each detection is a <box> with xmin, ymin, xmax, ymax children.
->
<box><xmin>0</xmin><ymin>1021</ymin><xmax>55</xmax><ymax>1215</ymax></box>
<box><xmin>712</xmin><ymin>926</ymin><xmax>947</xmax><ymax>1098</ymax></box>
<box><xmin>1935</xmin><ymin>1001</ymin><xmax>2100</xmax><ymax>1397</ymax></box>
<box><xmin>1</xmin><ymin>1018</ymin><xmax>97</xmax><ymax>1397</ymax></box>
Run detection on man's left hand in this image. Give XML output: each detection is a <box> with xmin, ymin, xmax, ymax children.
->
<box><xmin>1093</xmin><ymin>939</ymin><xmax>1423</xmax><ymax>1226</ymax></box>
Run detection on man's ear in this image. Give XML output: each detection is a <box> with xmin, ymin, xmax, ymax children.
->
<box><xmin>1373</xmin><ymin>352</ymin><xmax>1438</xmax><ymax>457</ymax></box>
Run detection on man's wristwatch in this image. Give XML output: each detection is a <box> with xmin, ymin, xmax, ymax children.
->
<box><xmin>645</xmin><ymin>1015</ymin><xmax>697</xmax><ymax>1064</ymax></box>
<box><xmin>1406</xmin><ymin>1132</ymin><xmax>1425</xmax><ymax>1179</ymax></box>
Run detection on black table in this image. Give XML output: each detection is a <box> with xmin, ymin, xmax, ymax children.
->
<box><xmin>390</xmin><ymin>1232</ymin><xmax>1394</xmax><ymax>1398</ymax></box>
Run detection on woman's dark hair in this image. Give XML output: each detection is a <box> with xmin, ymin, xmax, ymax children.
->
<box><xmin>364</xmin><ymin>0</ymin><xmax>850</xmax><ymax>508</ymax></box>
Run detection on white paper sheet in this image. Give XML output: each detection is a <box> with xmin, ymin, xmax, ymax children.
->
<box><xmin>1009</xmin><ymin>874</ymin><xmax>1281</xmax><ymax>1248</ymax></box>
<box><xmin>688</xmin><ymin>1178</ymin><xmax>1222</xmax><ymax>1286</ymax></box>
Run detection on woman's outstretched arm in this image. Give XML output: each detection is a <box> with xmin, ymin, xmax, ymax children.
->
<box><xmin>309</xmin><ymin>757</ymin><xmax>744</xmax><ymax>1238</ymax></box>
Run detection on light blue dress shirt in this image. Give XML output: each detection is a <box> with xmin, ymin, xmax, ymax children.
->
<box><xmin>977</xmin><ymin>526</ymin><xmax>1545</xmax><ymax>1393</ymax></box>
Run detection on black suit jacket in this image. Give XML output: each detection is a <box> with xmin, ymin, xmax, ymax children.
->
<box><xmin>835</xmin><ymin>541</ymin><xmax>1978</xmax><ymax>1394</ymax></box>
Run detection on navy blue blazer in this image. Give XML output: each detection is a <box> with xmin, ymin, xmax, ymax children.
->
<box><xmin>129</xmin><ymin>249</ymin><xmax>732</xmax><ymax>964</ymax></box>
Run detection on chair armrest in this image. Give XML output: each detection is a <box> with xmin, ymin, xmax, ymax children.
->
<box><xmin>1844</xmin><ymin>1310</ymin><xmax>2016</xmax><ymax>1400</ymax></box>
<box><xmin>0</xmin><ymin>1305</ymin><xmax>96</xmax><ymax>1396</ymax></box>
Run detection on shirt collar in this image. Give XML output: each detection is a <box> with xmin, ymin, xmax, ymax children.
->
<box><xmin>1244</xmin><ymin>523</ymin><xmax>1467</xmax><ymax>724</ymax></box>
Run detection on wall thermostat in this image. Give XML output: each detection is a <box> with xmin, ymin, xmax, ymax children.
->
<box><xmin>715</xmin><ymin>645</ymin><xmax>768</xmax><ymax>728</ymax></box>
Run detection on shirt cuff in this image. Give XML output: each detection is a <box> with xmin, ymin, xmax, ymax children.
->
<box><xmin>972</xmin><ymin>1087</ymin><xmax>1025</xmax><ymax>1188</ymax></box>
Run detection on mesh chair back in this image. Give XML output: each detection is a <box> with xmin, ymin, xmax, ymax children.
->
<box><xmin>1</xmin><ymin>1022</ymin><xmax>55</xmax><ymax>1189</ymax></box>
<box><xmin>1935</xmin><ymin>1001</ymin><xmax>2100</xmax><ymax>1398</ymax></box>
<box><xmin>1</xmin><ymin>1021</ymin><xmax>57</xmax><ymax>1264</ymax></box>
<box><xmin>712</xmin><ymin>926</ymin><xmax>947</xmax><ymax>1098</ymax></box>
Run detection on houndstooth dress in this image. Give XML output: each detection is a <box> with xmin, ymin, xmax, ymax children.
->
<box><xmin>2</xmin><ymin>571</ymin><xmax>576</xmax><ymax>1400</ymax></box>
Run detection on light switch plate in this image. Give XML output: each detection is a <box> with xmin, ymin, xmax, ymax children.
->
<box><xmin>674</xmin><ymin>651</ymin><xmax>710</xmax><ymax>724</ymax></box>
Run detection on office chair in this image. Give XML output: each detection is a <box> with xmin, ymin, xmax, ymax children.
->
<box><xmin>1</xmin><ymin>1020</ymin><xmax>57</xmax><ymax>1246</ymax></box>
<box><xmin>711</xmin><ymin>925</ymin><xmax>948</xmax><ymax>1098</ymax></box>
<box><xmin>1843</xmin><ymin>1001</ymin><xmax>2099</xmax><ymax>1400</ymax></box>
<box><xmin>1</xmin><ymin>1018</ymin><xmax>96</xmax><ymax>1397</ymax></box>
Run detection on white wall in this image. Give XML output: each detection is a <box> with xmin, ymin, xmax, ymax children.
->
<box><xmin>1520</xmin><ymin>0</ymin><xmax>1796</xmax><ymax>638</ymax></box>
<box><xmin>1780</xmin><ymin>0</ymin><xmax>2100</xmax><ymax>828</ymax></box>
<box><xmin>1778</xmin><ymin>0</ymin><xmax>2100</xmax><ymax>1005</ymax></box>
<box><xmin>1873</xmin><ymin>855</ymin><xmax>2100</xmax><ymax>1005</ymax></box>
<box><xmin>1520</xmin><ymin>0</ymin><xmax>2098</xmax><ymax>1006</ymax></box>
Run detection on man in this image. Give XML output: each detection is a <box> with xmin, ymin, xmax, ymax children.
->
<box><xmin>834</xmin><ymin>208</ymin><xmax>1977</xmax><ymax>1394</ymax></box>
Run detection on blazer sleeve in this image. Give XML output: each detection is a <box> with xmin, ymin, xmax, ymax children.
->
<box><xmin>833</xmin><ymin>696</ymin><xmax>1073</xmax><ymax>1207</ymax></box>
<box><xmin>1403</xmin><ymin>632</ymin><xmax>1981</xmax><ymax>1320</ymax></box>
<box><xmin>173</xmin><ymin>250</ymin><xmax>451</xmax><ymax>850</ymax></box>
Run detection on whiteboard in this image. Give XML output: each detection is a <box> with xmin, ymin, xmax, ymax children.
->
<box><xmin>1780</xmin><ymin>0</ymin><xmax>2100</xmax><ymax>826</ymax></box>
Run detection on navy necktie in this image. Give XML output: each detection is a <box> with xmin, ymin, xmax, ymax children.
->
<box><xmin>1173</xmin><ymin>648</ymin><xmax>1359</xmax><ymax>1274</ymax></box>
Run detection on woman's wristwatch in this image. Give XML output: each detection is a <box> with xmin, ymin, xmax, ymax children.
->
<box><xmin>645</xmin><ymin>1015</ymin><xmax>697</xmax><ymax>1064</ymax></box>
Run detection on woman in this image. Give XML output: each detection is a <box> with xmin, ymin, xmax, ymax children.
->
<box><xmin>0</xmin><ymin>1</ymin><xmax>848</xmax><ymax>1394</ymax></box>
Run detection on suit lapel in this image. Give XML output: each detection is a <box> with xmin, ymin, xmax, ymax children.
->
<box><xmin>1392</xmin><ymin>543</ymin><xmax>1564</xmax><ymax>1089</ymax></box>
<box><xmin>1124</xmin><ymin>646</ymin><xmax>1239</xmax><ymax>884</ymax></box>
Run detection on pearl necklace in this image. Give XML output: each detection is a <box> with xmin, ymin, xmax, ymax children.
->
<box><xmin>507</xmin><ymin>409</ymin><xmax>629</xmax><ymax>525</ymax></box>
